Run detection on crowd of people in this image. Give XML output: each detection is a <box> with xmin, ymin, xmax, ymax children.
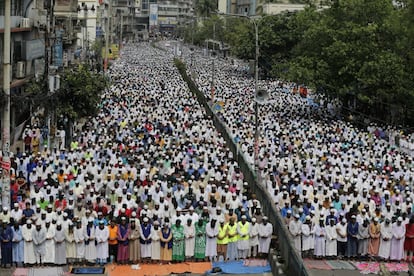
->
<box><xmin>171</xmin><ymin>42</ymin><xmax>414</xmax><ymax>262</ymax></box>
<box><xmin>0</xmin><ymin>43</ymin><xmax>273</xmax><ymax>268</ymax></box>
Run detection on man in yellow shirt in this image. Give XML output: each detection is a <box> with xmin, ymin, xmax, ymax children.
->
<box><xmin>217</xmin><ymin>219</ymin><xmax>228</xmax><ymax>261</ymax></box>
<box><xmin>237</xmin><ymin>215</ymin><xmax>250</xmax><ymax>259</ymax></box>
<box><xmin>226</xmin><ymin>217</ymin><xmax>238</xmax><ymax>261</ymax></box>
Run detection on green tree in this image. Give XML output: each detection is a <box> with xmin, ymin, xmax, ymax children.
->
<box><xmin>54</xmin><ymin>64</ymin><xmax>108</xmax><ymax>120</ymax></box>
<box><xmin>285</xmin><ymin>0</ymin><xmax>414</xmax><ymax>124</ymax></box>
<box><xmin>195</xmin><ymin>0</ymin><xmax>217</xmax><ymax>17</ymax></box>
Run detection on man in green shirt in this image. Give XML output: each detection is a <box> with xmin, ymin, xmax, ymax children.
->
<box><xmin>194</xmin><ymin>218</ymin><xmax>206</xmax><ymax>261</ymax></box>
<box><xmin>172</xmin><ymin>219</ymin><xmax>185</xmax><ymax>262</ymax></box>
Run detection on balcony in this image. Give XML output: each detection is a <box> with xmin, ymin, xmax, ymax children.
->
<box><xmin>0</xmin><ymin>16</ymin><xmax>33</xmax><ymax>33</ymax></box>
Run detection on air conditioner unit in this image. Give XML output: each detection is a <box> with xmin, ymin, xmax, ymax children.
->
<box><xmin>16</xmin><ymin>61</ymin><xmax>26</xmax><ymax>79</ymax></box>
<box><xmin>21</xmin><ymin>18</ymin><xmax>31</xmax><ymax>28</ymax></box>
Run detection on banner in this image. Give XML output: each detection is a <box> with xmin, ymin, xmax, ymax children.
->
<box><xmin>149</xmin><ymin>4</ymin><xmax>158</xmax><ymax>28</ymax></box>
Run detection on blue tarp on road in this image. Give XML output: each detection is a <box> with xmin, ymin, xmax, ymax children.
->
<box><xmin>207</xmin><ymin>260</ymin><xmax>271</xmax><ymax>274</ymax></box>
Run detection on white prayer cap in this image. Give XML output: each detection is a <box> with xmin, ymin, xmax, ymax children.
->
<box><xmin>143</xmin><ymin>217</ymin><xmax>149</xmax><ymax>222</ymax></box>
<box><xmin>294</xmin><ymin>214</ymin><xmax>300</xmax><ymax>219</ymax></box>
<box><xmin>341</xmin><ymin>218</ymin><xmax>347</xmax><ymax>223</ymax></box>
<box><xmin>176</xmin><ymin>207</ymin><xmax>182</xmax><ymax>211</ymax></box>
<box><xmin>398</xmin><ymin>217</ymin><xmax>403</xmax><ymax>222</ymax></box>
<box><xmin>131</xmin><ymin>212</ymin><xmax>137</xmax><ymax>217</ymax></box>
<box><xmin>251</xmin><ymin>218</ymin><xmax>256</xmax><ymax>222</ymax></box>
<box><xmin>241</xmin><ymin>215</ymin><xmax>247</xmax><ymax>220</ymax></box>
<box><xmin>27</xmin><ymin>220</ymin><xmax>32</xmax><ymax>224</ymax></box>
<box><xmin>3</xmin><ymin>207</ymin><xmax>8</xmax><ymax>211</ymax></box>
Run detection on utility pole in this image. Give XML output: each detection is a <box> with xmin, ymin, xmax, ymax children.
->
<box><xmin>210</xmin><ymin>22</ymin><xmax>216</xmax><ymax>103</ymax></box>
<box><xmin>253</xmin><ymin>19</ymin><xmax>259</xmax><ymax>175</ymax></box>
<box><xmin>217</xmin><ymin>12</ymin><xmax>261</xmax><ymax>174</ymax></box>
<box><xmin>119</xmin><ymin>13</ymin><xmax>123</xmax><ymax>50</ymax></box>
<box><xmin>104</xmin><ymin>0</ymin><xmax>111</xmax><ymax>72</ymax></box>
<box><xmin>45</xmin><ymin>0</ymin><xmax>56</xmax><ymax>149</ymax></box>
<box><xmin>2</xmin><ymin>0</ymin><xmax>11</xmax><ymax>208</ymax></box>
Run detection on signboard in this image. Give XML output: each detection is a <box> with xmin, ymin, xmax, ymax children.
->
<box><xmin>22</xmin><ymin>39</ymin><xmax>45</xmax><ymax>61</ymax></box>
<box><xmin>149</xmin><ymin>4</ymin><xmax>158</xmax><ymax>27</ymax></box>
<box><xmin>96</xmin><ymin>26</ymin><xmax>103</xmax><ymax>37</ymax></box>
<box><xmin>54</xmin><ymin>30</ymin><xmax>63</xmax><ymax>67</ymax></box>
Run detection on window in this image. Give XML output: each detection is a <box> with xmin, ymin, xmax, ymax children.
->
<box><xmin>0</xmin><ymin>0</ymin><xmax>23</xmax><ymax>16</ymax></box>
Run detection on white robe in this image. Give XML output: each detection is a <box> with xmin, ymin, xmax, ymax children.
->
<box><xmin>22</xmin><ymin>225</ymin><xmax>36</xmax><ymax>264</ymax></box>
<box><xmin>84</xmin><ymin>226</ymin><xmax>97</xmax><ymax>261</ymax></box>
<box><xmin>54</xmin><ymin>228</ymin><xmax>66</xmax><ymax>265</ymax></box>
<box><xmin>74</xmin><ymin>226</ymin><xmax>85</xmax><ymax>258</ymax></box>
<box><xmin>289</xmin><ymin>220</ymin><xmax>302</xmax><ymax>252</ymax></box>
<box><xmin>313</xmin><ymin>225</ymin><xmax>325</xmax><ymax>257</ymax></box>
<box><xmin>258</xmin><ymin>222</ymin><xmax>273</xmax><ymax>253</ymax></box>
<box><xmin>301</xmin><ymin>224</ymin><xmax>313</xmax><ymax>251</ymax></box>
<box><xmin>325</xmin><ymin>225</ymin><xmax>337</xmax><ymax>256</ymax></box>
<box><xmin>95</xmin><ymin>227</ymin><xmax>109</xmax><ymax>260</ymax></box>
<box><xmin>379</xmin><ymin>223</ymin><xmax>392</xmax><ymax>259</ymax></box>
<box><xmin>390</xmin><ymin>223</ymin><xmax>406</xmax><ymax>260</ymax></box>
<box><xmin>184</xmin><ymin>224</ymin><xmax>195</xmax><ymax>257</ymax></box>
<box><xmin>151</xmin><ymin>228</ymin><xmax>161</xmax><ymax>260</ymax></box>
<box><xmin>205</xmin><ymin>223</ymin><xmax>219</xmax><ymax>257</ymax></box>
<box><xmin>65</xmin><ymin>230</ymin><xmax>76</xmax><ymax>259</ymax></box>
<box><xmin>249</xmin><ymin>223</ymin><xmax>259</xmax><ymax>247</ymax></box>
<box><xmin>44</xmin><ymin>225</ymin><xmax>56</xmax><ymax>263</ymax></box>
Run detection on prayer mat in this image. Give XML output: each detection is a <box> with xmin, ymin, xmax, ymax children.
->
<box><xmin>13</xmin><ymin>268</ymin><xmax>29</xmax><ymax>276</ymax></box>
<box><xmin>303</xmin><ymin>258</ymin><xmax>331</xmax><ymax>270</ymax></box>
<box><xmin>353</xmin><ymin>262</ymin><xmax>380</xmax><ymax>274</ymax></box>
<box><xmin>28</xmin><ymin>267</ymin><xmax>65</xmax><ymax>276</ymax></box>
<box><xmin>384</xmin><ymin>262</ymin><xmax>409</xmax><ymax>273</ymax></box>
<box><xmin>108</xmin><ymin>262</ymin><xmax>212</xmax><ymax>276</ymax></box>
<box><xmin>326</xmin><ymin>260</ymin><xmax>355</xmax><ymax>270</ymax></box>
<box><xmin>242</xmin><ymin>259</ymin><xmax>268</xmax><ymax>267</ymax></box>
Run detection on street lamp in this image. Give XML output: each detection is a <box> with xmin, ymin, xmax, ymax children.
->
<box><xmin>210</xmin><ymin>50</ymin><xmax>217</xmax><ymax>103</ymax></box>
<box><xmin>218</xmin><ymin>13</ymin><xmax>261</xmax><ymax>174</ymax></box>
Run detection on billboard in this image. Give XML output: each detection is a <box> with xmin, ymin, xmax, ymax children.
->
<box><xmin>149</xmin><ymin>4</ymin><xmax>158</xmax><ymax>28</ymax></box>
<box><xmin>54</xmin><ymin>29</ymin><xmax>63</xmax><ymax>67</ymax></box>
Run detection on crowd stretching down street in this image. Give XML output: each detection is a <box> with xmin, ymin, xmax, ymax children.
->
<box><xmin>0</xmin><ymin>43</ymin><xmax>273</xmax><ymax>268</ymax></box>
<box><xmin>168</xmin><ymin>42</ymin><xmax>414</xmax><ymax>262</ymax></box>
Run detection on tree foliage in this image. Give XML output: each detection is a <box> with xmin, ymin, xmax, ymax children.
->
<box><xmin>182</xmin><ymin>0</ymin><xmax>414</xmax><ymax>127</ymax></box>
<box><xmin>25</xmin><ymin>64</ymin><xmax>109</xmax><ymax>120</ymax></box>
<box><xmin>56</xmin><ymin>64</ymin><xmax>108</xmax><ymax>120</ymax></box>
